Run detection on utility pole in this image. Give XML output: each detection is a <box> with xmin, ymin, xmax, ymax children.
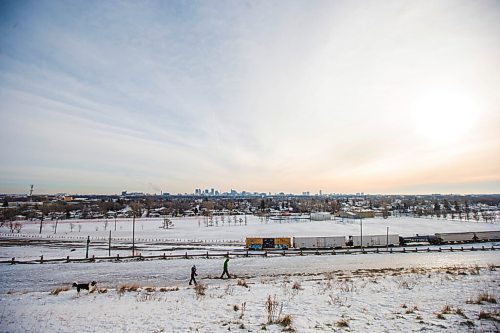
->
<box><xmin>86</xmin><ymin>236</ymin><xmax>90</xmax><ymax>259</ymax></box>
<box><xmin>132</xmin><ymin>214</ymin><xmax>136</xmax><ymax>256</ymax></box>
<box><xmin>386</xmin><ymin>226</ymin><xmax>389</xmax><ymax>251</ymax></box>
<box><xmin>39</xmin><ymin>215</ymin><xmax>43</xmax><ymax>234</ymax></box>
<box><xmin>360</xmin><ymin>218</ymin><xmax>363</xmax><ymax>250</ymax></box>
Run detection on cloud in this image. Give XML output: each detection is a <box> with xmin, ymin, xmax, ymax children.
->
<box><xmin>0</xmin><ymin>0</ymin><xmax>499</xmax><ymax>194</ymax></box>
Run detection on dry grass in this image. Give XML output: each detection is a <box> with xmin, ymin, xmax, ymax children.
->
<box><xmin>467</xmin><ymin>292</ymin><xmax>497</xmax><ymax>304</ymax></box>
<box><xmin>487</xmin><ymin>263</ymin><xmax>496</xmax><ymax>271</ymax></box>
<box><xmin>265</xmin><ymin>295</ymin><xmax>283</xmax><ymax>324</ymax></box>
<box><xmin>292</xmin><ymin>282</ymin><xmax>302</xmax><ymax>290</ymax></box>
<box><xmin>336</xmin><ymin>319</ymin><xmax>349</xmax><ymax>327</ymax></box>
<box><xmin>328</xmin><ymin>293</ymin><xmax>347</xmax><ymax>307</ymax></box>
<box><xmin>468</xmin><ymin>265</ymin><xmax>480</xmax><ymax>275</ymax></box>
<box><xmin>436</xmin><ymin>313</ymin><xmax>445</xmax><ymax>320</ymax></box>
<box><xmin>118</xmin><ymin>283</ymin><xmax>140</xmax><ymax>293</ymax></box>
<box><xmin>239</xmin><ymin>302</ymin><xmax>246</xmax><ymax>319</ymax></box>
<box><xmin>338</xmin><ymin>280</ymin><xmax>356</xmax><ymax>292</ymax></box>
<box><xmin>233</xmin><ymin>304</ymin><xmax>240</xmax><ymax>312</ymax></box>
<box><xmin>455</xmin><ymin>307</ymin><xmax>467</xmax><ymax>318</ymax></box>
<box><xmin>441</xmin><ymin>304</ymin><xmax>453</xmax><ymax>314</ymax></box>
<box><xmin>117</xmin><ymin>283</ymin><xmax>140</xmax><ymax>297</ymax></box>
<box><xmin>158</xmin><ymin>287</ymin><xmax>179</xmax><ymax>292</ymax></box>
<box><xmin>195</xmin><ymin>282</ymin><xmax>206</xmax><ymax>298</ymax></box>
<box><xmin>237</xmin><ymin>279</ymin><xmax>248</xmax><ymax>288</ymax></box>
<box><xmin>405</xmin><ymin>306</ymin><xmax>418</xmax><ymax>314</ymax></box>
<box><xmin>144</xmin><ymin>287</ymin><xmax>156</xmax><ymax>292</ymax></box>
<box><xmin>478</xmin><ymin>310</ymin><xmax>498</xmax><ymax>321</ymax></box>
<box><xmin>323</xmin><ymin>272</ymin><xmax>334</xmax><ymax>290</ymax></box>
<box><xmin>51</xmin><ymin>286</ymin><xmax>70</xmax><ymax>295</ymax></box>
<box><xmin>279</xmin><ymin>314</ymin><xmax>293</xmax><ymax>328</ymax></box>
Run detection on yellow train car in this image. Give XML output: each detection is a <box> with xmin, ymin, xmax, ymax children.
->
<box><xmin>246</xmin><ymin>237</ymin><xmax>264</xmax><ymax>249</ymax></box>
<box><xmin>274</xmin><ymin>237</ymin><xmax>292</xmax><ymax>249</ymax></box>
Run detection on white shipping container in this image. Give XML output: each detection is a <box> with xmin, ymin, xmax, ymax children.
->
<box><xmin>293</xmin><ymin>236</ymin><xmax>346</xmax><ymax>249</ymax></box>
<box><xmin>350</xmin><ymin>234</ymin><xmax>399</xmax><ymax>247</ymax></box>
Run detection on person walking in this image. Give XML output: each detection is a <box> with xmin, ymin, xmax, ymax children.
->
<box><xmin>220</xmin><ymin>258</ymin><xmax>230</xmax><ymax>279</ymax></box>
<box><xmin>189</xmin><ymin>265</ymin><xmax>197</xmax><ymax>285</ymax></box>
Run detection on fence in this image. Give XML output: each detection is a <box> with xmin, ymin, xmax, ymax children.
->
<box><xmin>0</xmin><ymin>232</ymin><xmax>244</xmax><ymax>245</ymax></box>
<box><xmin>2</xmin><ymin>245</ymin><xmax>498</xmax><ymax>265</ymax></box>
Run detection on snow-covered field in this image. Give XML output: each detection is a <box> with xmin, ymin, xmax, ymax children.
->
<box><xmin>0</xmin><ymin>252</ymin><xmax>499</xmax><ymax>332</ymax></box>
<box><xmin>1</xmin><ymin>216</ymin><xmax>499</xmax><ymax>332</ymax></box>
<box><xmin>1</xmin><ymin>215</ymin><xmax>499</xmax><ymax>260</ymax></box>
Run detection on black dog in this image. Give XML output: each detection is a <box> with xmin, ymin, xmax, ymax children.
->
<box><xmin>72</xmin><ymin>281</ymin><xmax>97</xmax><ymax>295</ymax></box>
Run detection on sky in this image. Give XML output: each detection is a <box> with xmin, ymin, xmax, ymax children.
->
<box><xmin>0</xmin><ymin>0</ymin><xmax>499</xmax><ymax>195</ymax></box>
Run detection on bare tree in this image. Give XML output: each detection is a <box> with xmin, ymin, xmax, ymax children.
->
<box><xmin>161</xmin><ymin>217</ymin><xmax>174</xmax><ymax>229</ymax></box>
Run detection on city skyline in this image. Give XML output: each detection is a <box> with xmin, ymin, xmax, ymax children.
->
<box><xmin>1</xmin><ymin>1</ymin><xmax>499</xmax><ymax>195</ymax></box>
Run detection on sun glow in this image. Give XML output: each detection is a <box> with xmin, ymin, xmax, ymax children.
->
<box><xmin>412</xmin><ymin>90</ymin><xmax>479</xmax><ymax>144</ymax></box>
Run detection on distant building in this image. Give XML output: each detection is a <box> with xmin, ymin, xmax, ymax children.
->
<box><xmin>311</xmin><ymin>212</ymin><xmax>331</xmax><ymax>221</ymax></box>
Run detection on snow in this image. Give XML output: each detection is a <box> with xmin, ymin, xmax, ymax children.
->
<box><xmin>0</xmin><ymin>252</ymin><xmax>499</xmax><ymax>332</ymax></box>
<box><xmin>0</xmin><ymin>216</ymin><xmax>499</xmax><ymax>332</ymax></box>
<box><xmin>1</xmin><ymin>215</ymin><xmax>499</xmax><ymax>260</ymax></box>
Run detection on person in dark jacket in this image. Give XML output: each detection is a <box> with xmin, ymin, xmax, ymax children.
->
<box><xmin>189</xmin><ymin>265</ymin><xmax>197</xmax><ymax>285</ymax></box>
<box><xmin>220</xmin><ymin>258</ymin><xmax>230</xmax><ymax>279</ymax></box>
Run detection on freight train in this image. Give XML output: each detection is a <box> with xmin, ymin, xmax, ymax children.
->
<box><xmin>399</xmin><ymin>231</ymin><xmax>500</xmax><ymax>246</ymax></box>
<box><xmin>246</xmin><ymin>231</ymin><xmax>500</xmax><ymax>250</ymax></box>
<box><xmin>245</xmin><ymin>234</ymin><xmax>399</xmax><ymax>250</ymax></box>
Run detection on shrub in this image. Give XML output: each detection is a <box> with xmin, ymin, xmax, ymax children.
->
<box><xmin>455</xmin><ymin>307</ymin><xmax>467</xmax><ymax>318</ymax></box>
<box><xmin>405</xmin><ymin>306</ymin><xmax>418</xmax><ymax>314</ymax></box>
<box><xmin>195</xmin><ymin>282</ymin><xmax>206</xmax><ymax>298</ymax></box>
<box><xmin>265</xmin><ymin>295</ymin><xmax>283</xmax><ymax>324</ymax></box>
<box><xmin>239</xmin><ymin>302</ymin><xmax>246</xmax><ymax>319</ymax></box>
<box><xmin>118</xmin><ymin>283</ymin><xmax>140</xmax><ymax>293</ymax></box>
<box><xmin>478</xmin><ymin>311</ymin><xmax>495</xmax><ymax>320</ymax></box>
<box><xmin>468</xmin><ymin>292</ymin><xmax>497</xmax><ymax>304</ymax></box>
<box><xmin>51</xmin><ymin>286</ymin><xmax>70</xmax><ymax>295</ymax></box>
<box><xmin>477</xmin><ymin>292</ymin><xmax>497</xmax><ymax>304</ymax></box>
<box><xmin>279</xmin><ymin>314</ymin><xmax>293</xmax><ymax>328</ymax></box>
<box><xmin>292</xmin><ymin>282</ymin><xmax>302</xmax><ymax>290</ymax></box>
<box><xmin>237</xmin><ymin>279</ymin><xmax>248</xmax><ymax>288</ymax></box>
<box><xmin>336</xmin><ymin>319</ymin><xmax>349</xmax><ymax>327</ymax></box>
<box><xmin>441</xmin><ymin>304</ymin><xmax>452</xmax><ymax>314</ymax></box>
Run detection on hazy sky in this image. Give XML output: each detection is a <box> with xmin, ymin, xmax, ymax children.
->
<box><xmin>0</xmin><ymin>0</ymin><xmax>499</xmax><ymax>195</ymax></box>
